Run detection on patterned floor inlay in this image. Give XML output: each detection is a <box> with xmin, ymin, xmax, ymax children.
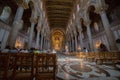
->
<box><xmin>56</xmin><ymin>53</ymin><xmax>120</xmax><ymax>80</ymax></box>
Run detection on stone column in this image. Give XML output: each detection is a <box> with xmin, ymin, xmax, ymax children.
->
<box><xmin>45</xmin><ymin>39</ymin><xmax>48</xmax><ymax>50</ymax></box>
<box><xmin>70</xmin><ymin>39</ymin><xmax>72</xmax><ymax>51</ymax></box>
<box><xmin>43</xmin><ymin>37</ymin><xmax>46</xmax><ymax>49</ymax></box>
<box><xmin>71</xmin><ymin>36</ymin><xmax>74</xmax><ymax>52</ymax></box>
<box><xmin>74</xmin><ymin>34</ymin><xmax>78</xmax><ymax>52</ymax></box>
<box><xmin>43</xmin><ymin>36</ymin><xmax>46</xmax><ymax>50</ymax></box>
<box><xmin>85</xmin><ymin>21</ymin><xmax>94</xmax><ymax>51</ymax></box>
<box><xmin>46</xmin><ymin>40</ymin><xmax>48</xmax><ymax>50</ymax></box>
<box><xmin>40</xmin><ymin>34</ymin><xmax>43</xmax><ymax>50</ymax></box>
<box><xmin>95</xmin><ymin>0</ymin><xmax>118</xmax><ymax>51</ymax></box>
<box><xmin>36</xmin><ymin>27</ymin><xmax>40</xmax><ymax>49</ymax></box>
<box><xmin>99</xmin><ymin>10</ymin><xmax>118</xmax><ymax>51</ymax></box>
<box><xmin>69</xmin><ymin>39</ymin><xmax>71</xmax><ymax>52</ymax></box>
<box><xmin>8</xmin><ymin>0</ymin><xmax>30</xmax><ymax>48</ymax></box>
<box><xmin>8</xmin><ymin>6</ymin><xmax>24</xmax><ymax>48</ymax></box>
<box><xmin>68</xmin><ymin>40</ymin><xmax>71</xmax><ymax>52</ymax></box>
<box><xmin>78</xmin><ymin>24</ymin><xmax>84</xmax><ymax>49</ymax></box>
<box><xmin>28</xmin><ymin>22</ymin><xmax>35</xmax><ymax>49</ymax></box>
<box><xmin>47</xmin><ymin>40</ymin><xmax>50</xmax><ymax>50</ymax></box>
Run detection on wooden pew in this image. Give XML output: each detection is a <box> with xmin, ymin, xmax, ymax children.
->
<box><xmin>0</xmin><ymin>53</ymin><xmax>14</xmax><ymax>80</ymax></box>
<box><xmin>35</xmin><ymin>53</ymin><xmax>57</xmax><ymax>80</ymax></box>
<box><xmin>12</xmin><ymin>53</ymin><xmax>34</xmax><ymax>80</ymax></box>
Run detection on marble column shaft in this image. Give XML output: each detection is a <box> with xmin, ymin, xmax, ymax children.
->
<box><xmin>72</xmin><ymin>37</ymin><xmax>74</xmax><ymax>52</ymax></box>
<box><xmin>100</xmin><ymin>11</ymin><xmax>118</xmax><ymax>51</ymax></box>
<box><xmin>9</xmin><ymin>6</ymin><xmax>24</xmax><ymax>48</ymax></box>
<box><xmin>28</xmin><ymin>23</ymin><xmax>35</xmax><ymax>49</ymax></box>
<box><xmin>69</xmin><ymin>40</ymin><xmax>71</xmax><ymax>52</ymax></box>
<box><xmin>78</xmin><ymin>24</ymin><xmax>84</xmax><ymax>49</ymax></box>
<box><xmin>74</xmin><ymin>35</ymin><xmax>78</xmax><ymax>52</ymax></box>
<box><xmin>86</xmin><ymin>24</ymin><xmax>94</xmax><ymax>51</ymax></box>
<box><xmin>40</xmin><ymin>34</ymin><xmax>43</xmax><ymax>50</ymax></box>
<box><xmin>68</xmin><ymin>38</ymin><xmax>70</xmax><ymax>52</ymax></box>
<box><xmin>36</xmin><ymin>30</ymin><xmax>40</xmax><ymax>49</ymax></box>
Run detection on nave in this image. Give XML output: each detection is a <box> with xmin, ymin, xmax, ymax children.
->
<box><xmin>56</xmin><ymin>53</ymin><xmax>120</xmax><ymax>80</ymax></box>
<box><xmin>0</xmin><ymin>52</ymin><xmax>120</xmax><ymax>80</ymax></box>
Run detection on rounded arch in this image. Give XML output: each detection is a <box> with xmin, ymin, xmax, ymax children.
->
<box><xmin>80</xmin><ymin>18</ymin><xmax>87</xmax><ymax>39</ymax></box>
<box><xmin>51</xmin><ymin>27</ymin><xmax>65</xmax><ymax>35</ymax></box>
<box><xmin>87</xmin><ymin>5</ymin><xmax>101</xmax><ymax>32</ymax></box>
<box><xmin>85</xmin><ymin>0</ymin><xmax>97</xmax><ymax>14</ymax></box>
<box><xmin>28</xmin><ymin>1</ymin><xmax>34</xmax><ymax>9</ymax></box>
<box><xmin>0</xmin><ymin>6</ymin><xmax>11</xmax><ymax>22</ymax></box>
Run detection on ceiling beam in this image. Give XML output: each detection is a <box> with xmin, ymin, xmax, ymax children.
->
<box><xmin>45</xmin><ymin>0</ymin><xmax>74</xmax><ymax>3</ymax></box>
<box><xmin>46</xmin><ymin>7</ymin><xmax>72</xmax><ymax>12</ymax></box>
<box><xmin>46</xmin><ymin>5</ymin><xmax>71</xmax><ymax>9</ymax></box>
<box><xmin>45</xmin><ymin>1</ymin><xmax>73</xmax><ymax>7</ymax></box>
<box><xmin>47</xmin><ymin>12</ymin><xmax>70</xmax><ymax>15</ymax></box>
<box><xmin>47</xmin><ymin>15</ymin><xmax>70</xmax><ymax>18</ymax></box>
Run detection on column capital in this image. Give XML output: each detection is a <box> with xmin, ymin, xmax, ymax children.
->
<box><xmin>84</xmin><ymin>20</ymin><xmax>91</xmax><ymax>26</ymax></box>
<box><xmin>36</xmin><ymin>26</ymin><xmax>41</xmax><ymax>32</ymax></box>
<box><xmin>95</xmin><ymin>0</ymin><xmax>108</xmax><ymax>14</ymax></box>
<box><xmin>77</xmin><ymin>24</ymin><xmax>82</xmax><ymax>31</ymax></box>
<box><xmin>30</xmin><ymin>18</ymin><xmax>37</xmax><ymax>23</ymax></box>
<box><xmin>73</xmin><ymin>30</ymin><xmax>77</xmax><ymax>36</ymax></box>
<box><xmin>13</xmin><ymin>20</ymin><xmax>23</xmax><ymax>30</ymax></box>
<box><xmin>15</xmin><ymin>0</ymin><xmax>29</xmax><ymax>9</ymax></box>
<box><xmin>95</xmin><ymin>5</ymin><xmax>108</xmax><ymax>14</ymax></box>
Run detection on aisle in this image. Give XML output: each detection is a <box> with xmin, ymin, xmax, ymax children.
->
<box><xmin>56</xmin><ymin>52</ymin><xmax>120</xmax><ymax>80</ymax></box>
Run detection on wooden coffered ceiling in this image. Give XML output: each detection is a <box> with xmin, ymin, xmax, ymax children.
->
<box><xmin>43</xmin><ymin>0</ymin><xmax>75</xmax><ymax>30</ymax></box>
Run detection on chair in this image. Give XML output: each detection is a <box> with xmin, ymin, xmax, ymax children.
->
<box><xmin>112</xmin><ymin>52</ymin><xmax>119</xmax><ymax>64</ymax></box>
<box><xmin>104</xmin><ymin>52</ymin><xmax>112</xmax><ymax>62</ymax></box>
<box><xmin>12</xmin><ymin>53</ymin><xmax>34</xmax><ymax>80</ymax></box>
<box><xmin>95</xmin><ymin>52</ymin><xmax>105</xmax><ymax>64</ymax></box>
<box><xmin>0</xmin><ymin>53</ymin><xmax>10</xmax><ymax>80</ymax></box>
<box><xmin>86</xmin><ymin>52</ymin><xmax>95</xmax><ymax>62</ymax></box>
<box><xmin>35</xmin><ymin>53</ymin><xmax>57</xmax><ymax>80</ymax></box>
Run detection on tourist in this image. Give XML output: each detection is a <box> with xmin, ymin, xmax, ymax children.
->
<box><xmin>82</xmin><ymin>47</ymin><xmax>89</xmax><ymax>52</ymax></box>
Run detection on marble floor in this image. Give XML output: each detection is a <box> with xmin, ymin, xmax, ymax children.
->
<box><xmin>56</xmin><ymin>53</ymin><xmax>120</xmax><ymax>80</ymax></box>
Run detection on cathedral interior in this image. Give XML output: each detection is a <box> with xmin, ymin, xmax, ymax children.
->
<box><xmin>0</xmin><ymin>0</ymin><xmax>120</xmax><ymax>80</ymax></box>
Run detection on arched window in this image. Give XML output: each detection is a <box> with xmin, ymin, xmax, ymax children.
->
<box><xmin>94</xmin><ymin>22</ymin><xmax>99</xmax><ymax>32</ymax></box>
<box><xmin>73</xmin><ymin>13</ymin><xmax>75</xmax><ymax>19</ymax></box>
<box><xmin>0</xmin><ymin>6</ymin><xmax>11</xmax><ymax>22</ymax></box>
<box><xmin>77</xmin><ymin>4</ymin><xmax>80</xmax><ymax>12</ymax></box>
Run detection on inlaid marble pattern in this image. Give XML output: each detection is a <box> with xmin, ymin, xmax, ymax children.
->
<box><xmin>56</xmin><ymin>53</ymin><xmax>120</xmax><ymax>80</ymax></box>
